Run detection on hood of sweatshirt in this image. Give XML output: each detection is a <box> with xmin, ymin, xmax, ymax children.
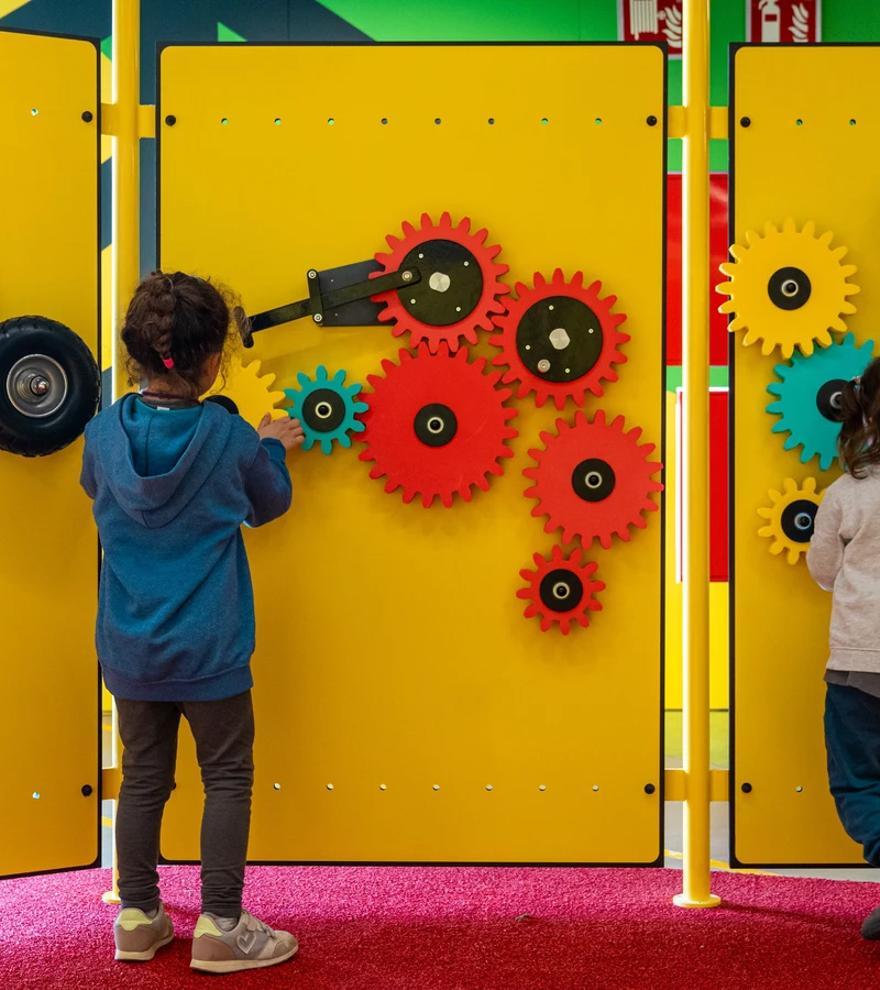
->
<box><xmin>88</xmin><ymin>393</ymin><xmax>234</xmax><ymax>529</ymax></box>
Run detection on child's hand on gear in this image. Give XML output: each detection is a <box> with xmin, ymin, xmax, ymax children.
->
<box><xmin>257</xmin><ymin>413</ymin><xmax>306</xmax><ymax>452</ymax></box>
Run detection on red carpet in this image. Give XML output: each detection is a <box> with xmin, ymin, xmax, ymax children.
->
<box><xmin>2</xmin><ymin>865</ymin><xmax>880</xmax><ymax>988</ymax></box>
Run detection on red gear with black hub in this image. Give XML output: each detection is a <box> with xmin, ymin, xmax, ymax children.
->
<box><xmin>517</xmin><ymin>545</ymin><xmax>604</xmax><ymax>634</ymax></box>
<box><xmin>524</xmin><ymin>409</ymin><xmax>662</xmax><ymax>549</ymax></box>
<box><xmin>358</xmin><ymin>344</ymin><xmax>518</xmax><ymax>508</ymax></box>
<box><xmin>491</xmin><ymin>269</ymin><xmax>628</xmax><ymax>410</ymax></box>
<box><xmin>372</xmin><ymin>212</ymin><xmax>509</xmax><ymax>353</ymax></box>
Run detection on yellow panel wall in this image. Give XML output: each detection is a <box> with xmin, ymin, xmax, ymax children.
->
<box><xmin>159</xmin><ymin>44</ymin><xmax>666</xmax><ymax>864</ymax></box>
<box><xmin>0</xmin><ymin>30</ymin><xmax>100</xmax><ymax>876</ymax></box>
<box><xmin>730</xmin><ymin>44</ymin><xmax>875</xmax><ymax>866</ymax></box>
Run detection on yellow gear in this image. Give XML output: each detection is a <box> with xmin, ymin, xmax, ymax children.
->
<box><xmin>718</xmin><ymin>219</ymin><xmax>860</xmax><ymax>359</ymax></box>
<box><xmin>204</xmin><ymin>354</ymin><xmax>285</xmax><ymax>428</ymax></box>
<box><xmin>757</xmin><ymin>477</ymin><xmax>823</xmax><ymax>565</ymax></box>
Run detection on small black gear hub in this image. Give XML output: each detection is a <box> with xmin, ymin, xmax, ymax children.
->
<box><xmin>302</xmin><ymin>388</ymin><xmax>346</xmax><ymax>433</ymax></box>
<box><xmin>815</xmin><ymin>378</ymin><xmax>848</xmax><ymax>422</ymax></box>
<box><xmin>571</xmin><ymin>458</ymin><xmax>616</xmax><ymax>503</ymax></box>
<box><xmin>781</xmin><ymin>498</ymin><xmax>818</xmax><ymax>543</ymax></box>
<box><xmin>768</xmin><ymin>266</ymin><xmax>812</xmax><ymax>311</ymax></box>
<box><xmin>414</xmin><ymin>402</ymin><xmax>458</xmax><ymax>447</ymax></box>
<box><xmin>539</xmin><ymin>568</ymin><xmax>584</xmax><ymax>614</ymax></box>
<box><xmin>398</xmin><ymin>239</ymin><xmax>484</xmax><ymax>327</ymax></box>
<box><xmin>515</xmin><ymin>296</ymin><xmax>604</xmax><ymax>383</ymax></box>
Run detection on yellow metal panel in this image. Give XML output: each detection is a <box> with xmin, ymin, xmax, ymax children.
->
<box><xmin>0</xmin><ymin>30</ymin><xmax>100</xmax><ymax>875</ymax></box>
<box><xmin>159</xmin><ymin>44</ymin><xmax>666</xmax><ymax>863</ymax></box>
<box><xmin>731</xmin><ymin>45</ymin><xmax>873</xmax><ymax>865</ymax></box>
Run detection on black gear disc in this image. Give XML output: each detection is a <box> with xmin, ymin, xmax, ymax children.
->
<box><xmin>515</xmin><ymin>295</ymin><xmax>604</xmax><ymax>383</ymax></box>
<box><xmin>570</xmin><ymin>457</ymin><xmax>616</xmax><ymax>503</ymax></box>
<box><xmin>398</xmin><ymin>240</ymin><xmax>484</xmax><ymax>327</ymax></box>
<box><xmin>781</xmin><ymin>498</ymin><xmax>818</xmax><ymax>543</ymax></box>
<box><xmin>413</xmin><ymin>402</ymin><xmax>458</xmax><ymax>447</ymax></box>
<box><xmin>815</xmin><ymin>378</ymin><xmax>848</xmax><ymax>422</ymax></box>
<box><xmin>538</xmin><ymin>568</ymin><xmax>585</xmax><ymax>614</ymax></box>
<box><xmin>768</xmin><ymin>266</ymin><xmax>812</xmax><ymax>311</ymax></box>
<box><xmin>302</xmin><ymin>388</ymin><xmax>347</xmax><ymax>433</ymax></box>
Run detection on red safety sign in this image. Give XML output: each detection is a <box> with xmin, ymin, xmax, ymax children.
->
<box><xmin>747</xmin><ymin>0</ymin><xmax>821</xmax><ymax>44</ymax></box>
<box><xmin>618</xmin><ymin>0</ymin><xmax>683</xmax><ymax>55</ymax></box>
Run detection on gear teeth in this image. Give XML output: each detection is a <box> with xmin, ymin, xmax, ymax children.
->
<box><xmin>757</xmin><ymin>478</ymin><xmax>823</xmax><ymax>564</ymax></box>
<box><xmin>283</xmin><ymin>365</ymin><xmax>367</xmax><ymax>456</ymax></box>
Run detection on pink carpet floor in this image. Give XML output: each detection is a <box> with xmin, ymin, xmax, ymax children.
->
<box><xmin>3</xmin><ymin>865</ymin><xmax>880</xmax><ymax>989</ymax></box>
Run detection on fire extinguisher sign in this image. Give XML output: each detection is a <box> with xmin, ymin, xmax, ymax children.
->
<box><xmin>618</xmin><ymin>1</ymin><xmax>683</xmax><ymax>56</ymax></box>
<box><xmin>747</xmin><ymin>1</ymin><xmax>821</xmax><ymax>44</ymax></box>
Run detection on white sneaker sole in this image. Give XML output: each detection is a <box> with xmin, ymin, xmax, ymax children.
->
<box><xmin>190</xmin><ymin>942</ymin><xmax>299</xmax><ymax>974</ymax></box>
<box><xmin>115</xmin><ymin>931</ymin><xmax>175</xmax><ymax>962</ymax></box>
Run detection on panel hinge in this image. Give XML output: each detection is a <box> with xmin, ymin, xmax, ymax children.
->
<box><xmin>100</xmin><ymin>103</ymin><xmax>156</xmax><ymax>139</ymax></box>
<box><xmin>667</xmin><ymin>105</ymin><xmax>729</xmax><ymax>141</ymax></box>
<box><xmin>102</xmin><ymin>765</ymin><xmax>122</xmax><ymax>800</ymax></box>
<box><xmin>664</xmin><ymin>768</ymin><xmax>729</xmax><ymax>802</ymax></box>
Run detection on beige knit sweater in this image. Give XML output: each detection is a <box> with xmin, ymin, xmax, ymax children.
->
<box><xmin>807</xmin><ymin>468</ymin><xmax>880</xmax><ymax>672</ymax></box>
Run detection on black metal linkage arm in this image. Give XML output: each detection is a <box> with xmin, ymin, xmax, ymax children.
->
<box><xmin>246</xmin><ymin>265</ymin><xmax>421</xmax><ymax>340</ymax></box>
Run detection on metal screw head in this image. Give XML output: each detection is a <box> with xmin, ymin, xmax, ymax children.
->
<box><xmin>537</xmin><ymin>358</ymin><xmax>551</xmax><ymax>373</ymax></box>
<box><xmin>308</xmin><ymin>269</ymin><xmax>317</xmax><ymax>279</ymax></box>
<box><xmin>29</xmin><ymin>375</ymin><xmax>50</xmax><ymax>397</ymax></box>
<box><xmin>81</xmin><ymin>110</ymin><xmax>94</xmax><ymax>123</ymax></box>
<box><xmin>740</xmin><ymin>116</ymin><xmax>751</xmax><ymax>128</ymax></box>
<box><xmin>401</xmin><ymin>270</ymin><xmax>413</xmax><ymax>282</ymax></box>
<box><xmin>646</xmin><ymin>114</ymin><xmax>658</xmax><ymax>126</ymax></box>
<box><xmin>313</xmin><ymin>313</ymin><xmax>323</xmax><ymax>323</ymax></box>
<box><xmin>81</xmin><ymin>784</ymin><xmax>93</xmax><ymax>797</ymax></box>
<box><xmin>165</xmin><ymin>114</ymin><xmax>177</xmax><ymax>126</ymax></box>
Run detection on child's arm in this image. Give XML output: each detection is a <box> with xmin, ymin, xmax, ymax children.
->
<box><xmin>244</xmin><ymin>438</ymin><xmax>293</xmax><ymax>527</ymax></box>
<box><xmin>806</xmin><ymin>489</ymin><xmax>844</xmax><ymax>592</ymax></box>
<box><xmin>80</xmin><ymin>431</ymin><xmax>97</xmax><ymax>499</ymax></box>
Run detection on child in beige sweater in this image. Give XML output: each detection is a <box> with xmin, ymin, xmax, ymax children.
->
<box><xmin>807</xmin><ymin>356</ymin><xmax>880</xmax><ymax>939</ymax></box>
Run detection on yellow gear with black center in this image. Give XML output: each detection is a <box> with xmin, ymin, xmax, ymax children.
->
<box><xmin>718</xmin><ymin>219</ymin><xmax>860</xmax><ymax>359</ymax></box>
<box><xmin>757</xmin><ymin>477</ymin><xmax>823</xmax><ymax>565</ymax></box>
<box><xmin>204</xmin><ymin>354</ymin><xmax>285</xmax><ymax>428</ymax></box>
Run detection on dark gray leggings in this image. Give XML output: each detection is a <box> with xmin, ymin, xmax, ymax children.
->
<box><xmin>115</xmin><ymin>691</ymin><xmax>254</xmax><ymax>917</ymax></box>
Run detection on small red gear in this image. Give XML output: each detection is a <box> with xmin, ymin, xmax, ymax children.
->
<box><xmin>524</xmin><ymin>409</ymin><xmax>662</xmax><ymax>549</ymax></box>
<box><xmin>517</xmin><ymin>545</ymin><xmax>604</xmax><ymax>634</ymax></box>
<box><xmin>491</xmin><ymin>269</ymin><xmax>628</xmax><ymax>409</ymax></box>
<box><xmin>358</xmin><ymin>344</ymin><xmax>518</xmax><ymax>508</ymax></box>
<box><xmin>372</xmin><ymin>212</ymin><xmax>509</xmax><ymax>353</ymax></box>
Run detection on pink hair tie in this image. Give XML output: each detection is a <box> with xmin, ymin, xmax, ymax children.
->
<box><xmin>162</xmin><ymin>355</ymin><xmax>175</xmax><ymax>370</ymax></box>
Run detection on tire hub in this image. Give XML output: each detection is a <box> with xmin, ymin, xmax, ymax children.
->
<box><xmin>6</xmin><ymin>354</ymin><xmax>68</xmax><ymax>418</ymax></box>
<box><xmin>781</xmin><ymin>499</ymin><xmax>817</xmax><ymax>543</ymax></box>
<box><xmin>815</xmin><ymin>378</ymin><xmax>848</xmax><ymax>422</ymax></box>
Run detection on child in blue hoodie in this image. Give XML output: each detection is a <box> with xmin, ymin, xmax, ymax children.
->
<box><xmin>81</xmin><ymin>271</ymin><xmax>303</xmax><ymax>974</ymax></box>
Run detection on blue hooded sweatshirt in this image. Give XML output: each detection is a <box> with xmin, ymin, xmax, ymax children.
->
<box><xmin>80</xmin><ymin>393</ymin><xmax>292</xmax><ymax>701</ymax></box>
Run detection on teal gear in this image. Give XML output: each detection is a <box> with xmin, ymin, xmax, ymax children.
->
<box><xmin>766</xmin><ymin>333</ymin><xmax>874</xmax><ymax>470</ymax></box>
<box><xmin>283</xmin><ymin>365</ymin><xmax>367</xmax><ymax>455</ymax></box>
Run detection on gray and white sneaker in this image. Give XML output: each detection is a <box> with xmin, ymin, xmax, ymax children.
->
<box><xmin>190</xmin><ymin>909</ymin><xmax>298</xmax><ymax>974</ymax></box>
<box><xmin>114</xmin><ymin>903</ymin><xmax>174</xmax><ymax>961</ymax></box>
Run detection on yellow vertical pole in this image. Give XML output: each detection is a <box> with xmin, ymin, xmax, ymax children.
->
<box><xmin>102</xmin><ymin>0</ymin><xmax>140</xmax><ymax>906</ymax></box>
<box><xmin>112</xmin><ymin>0</ymin><xmax>140</xmax><ymax>400</ymax></box>
<box><xmin>673</xmin><ymin>0</ymin><xmax>720</xmax><ymax>909</ymax></box>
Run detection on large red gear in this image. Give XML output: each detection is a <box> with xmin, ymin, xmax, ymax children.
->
<box><xmin>524</xmin><ymin>409</ymin><xmax>662</xmax><ymax>549</ymax></box>
<box><xmin>491</xmin><ymin>269</ymin><xmax>628</xmax><ymax>409</ymax></box>
<box><xmin>358</xmin><ymin>344</ymin><xmax>518</xmax><ymax>508</ymax></box>
<box><xmin>372</xmin><ymin>212</ymin><xmax>509</xmax><ymax>353</ymax></box>
<box><xmin>517</xmin><ymin>545</ymin><xmax>604</xmax><ymax>635</ymax></box>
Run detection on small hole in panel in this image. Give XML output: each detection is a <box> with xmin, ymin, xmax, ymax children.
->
<box><xmin>434</xmin><ymin>117</ymin><xmax>442</xmax><ymax>125</ymax></box>
<box><xmin>540</xmin><ymin>117</ymin><xmax>549</xmax><ymax>126</ymax></box>
<box><xmin>327</xmin><ymin>117</ymin><xmax>335</xmax><ymax>126</ymax></box>
<box><xmin>274</xmin><ymin>117</ymin><xmax>282</xmax><ymax>126</ymax></box>
<box><xmin>380</xmin><ymin>117</ymin><xmax>389</xmax><ymax>125</ymax></box>
<box><xmin>220</xmin><ymin>117</ymin><xmax>229</xmax><ymax>126</ymax></box>
<box><xmin>594</xmin><ymin>117</ymin><xmax>603</xmax><ymax>125</ymax></box>
<box><xmin>795</xmin><ymin>118</ymin><xmax>804</xmax><ymax>126</ymax></box>
<box><xmin>488</xmin><ymin>117</ymin><xmax>495</xmax><ymax>125</ymax></box>
<box><xmin>30</xmin><ymin>108</ymin><xmax>39</xmax><ymax>117</ymax></box>
<box><xmin>849</xmin><ymin>118</ymin><xmax>857</xmax><ymax>126</ymax></box>
<box><xmin>32</xmin><ymin>791</ymin><xmax>41</xmax><ymax>799</ymax></box>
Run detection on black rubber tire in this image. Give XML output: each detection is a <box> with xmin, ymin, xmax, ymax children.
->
<box><xmin>0</xmin><ymin>316</ymin><xmax>100</xmax><ymax>457</ymax></box>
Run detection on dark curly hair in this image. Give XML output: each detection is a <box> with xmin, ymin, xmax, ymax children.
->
<box><xmin>838</xmin><ymin>356</ymin><xmax>880</xmax><ymax>478</ymax></box>
<box><xmin>121</xmin><ymin>270</ymin><xmax>241</xmax><ymax>395</ymax></box>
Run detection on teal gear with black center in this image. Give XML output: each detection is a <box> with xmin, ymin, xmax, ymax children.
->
<box><xmin>283</xmin><ymin>365</ymin><xmax>368</xmax><ymax>455</ymax></box>
<box><xmin>766</xmin><ymin>332</ymin><xmax>874</xmax><ymax>470</ymax></box>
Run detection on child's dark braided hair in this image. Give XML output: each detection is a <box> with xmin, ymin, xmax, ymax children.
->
<box><xmin>122</xmin><ymin>271</ymin><xmax>238</xmax><ymax>395</ymax></box>
<box><xmin>838</xmin><ymin>356</ymin><xmax>880</xmax><ymax>478</ymax></box>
